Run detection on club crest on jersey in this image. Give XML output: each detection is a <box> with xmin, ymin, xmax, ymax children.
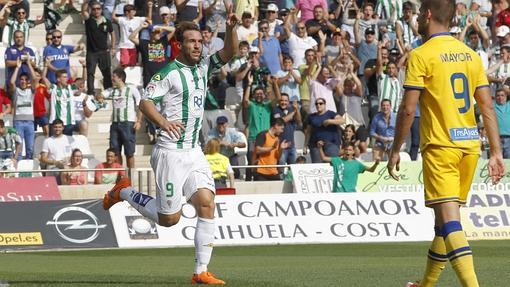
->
<box><xmin>152</xmin><ymin>74</ymin><xmax>162</xmax><ymax>81</ymax></box>
<box><xmin>190</xmin><ymin>89</ymin><xmax>204</xmax><ymax>117</ymax></box>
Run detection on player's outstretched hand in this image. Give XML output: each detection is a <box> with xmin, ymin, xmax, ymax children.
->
<box><xmin>163</xmin><ymin>120</ymin><xmax>185</xmax><ymax>139</ymax></box>
<box><xmin>387</xmin><ymin>150</ymin><xmax>400</xmax><ymax>181</ymax></box>
<box><xmin>226</xmin><ymin>13</ymin><xmax>239</xmax><ymax>29</ymax></box>
<box><xmin>488</xmin><ymin>154</ymin><xmax>506</xmax><ymax>185</ymax></box>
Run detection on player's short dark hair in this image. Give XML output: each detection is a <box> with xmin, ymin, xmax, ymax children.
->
<box><xmin>52</xmin><ymin>119</ymin><xmax>64</xmax><ymax>126</ymax></box>
<box><xmin>421</xmin><ymin>0</ymin><xmax>455</xmax><ymax>26</ymax></box>
<box><xmin>271</xmin><ymin>117</ymin><xmax>285</xmax><ymax>127</ymax></box>
<box><xmin>175</xmin><ymin>21</ymin><xmax>200</xmax><ymax>43</ymax></box>
<box><xmin>56</xmin><ymin>69</ymin><xmax>68</xmax><ymax>78</ymax></box>
<box><xmin>113</xmin><ymin>67</ymin><xmax>127</xmax><ymax>82</ymax></box>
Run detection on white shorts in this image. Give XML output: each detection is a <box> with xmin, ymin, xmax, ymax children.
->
<box><xmin>150</xmin><ymin>146</ymin><xmax>215</xmax><ymax>215</ymax></box>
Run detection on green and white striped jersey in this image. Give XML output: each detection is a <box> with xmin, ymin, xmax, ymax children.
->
<box><xmin>49</xmin><ymin>83</ymin><xmax>75</xmax><ymax>126</ymax></box>
<box><xmin>377</xmin><ymin>73</ymin><xmax>402</xmax><ymax>113</ymax></box>
<box><xmin>143</xmin><ymin>52</ymin><xmax>226</xmax><ymax>150</ymax></box>
<box><xmin>5</xmin><ymin>18</ymin><xmax>35</xmax><ymax>46</ymax></box>
<box><xmin>105</xmin><ymin>85</ymin><xmax>141</xmax><ymax>123</ymax></box>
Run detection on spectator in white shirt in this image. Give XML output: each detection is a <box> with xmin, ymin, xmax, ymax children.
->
<box><xmin>285</xmin><ymin>20</ymin><xmax>318</xmax><ymax>68</ymax></box>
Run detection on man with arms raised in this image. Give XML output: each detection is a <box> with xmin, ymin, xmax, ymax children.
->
<box><xmin>102</xmin><ymin>17</ymin><xmax>239</xmax><ymax>285</ymax></box>
<box><xmin>387</xmin><ymin>0</ymin><xmax>506</xmax><ymax>286</ymax></box>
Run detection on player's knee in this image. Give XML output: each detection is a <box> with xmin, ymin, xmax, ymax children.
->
<box><xmin>158</xmin><ymin>213</ymin><xmax>181</xmax><ymax>227</ymax></box>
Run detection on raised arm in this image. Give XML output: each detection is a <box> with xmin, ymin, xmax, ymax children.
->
<box><xmin>81</xmin><ymin>0</ymin><xmax>90</xmax><ymax>20</ymax></box>
<box><xmin>9</xmin><ymin>57</ymin><xmax>21</xmax><ymax>95</ymax></box>
<box><xmin>218</xmin><ymin>14</ymin><xmax>239</xmax><ymax>63</ymax></box>
<box><xmin>42</xmin><ymin>58</ymin><xmax>52</xmax><ymax>89</ymax></box>
<box><xmin>0</xmin><ymin>2</ymin><xmax>12</xmax><ymax>27</ymax></box>
<box><xmin>129</xmin><ymin>22</ymin><xmax>149</xmax><ymax>46</ymax></box>
<box><xmin>242</xmin><ymin>72</ymin><xmax>253</xmax><ymax>108</ymax></box>
<box><xmin>317</xmin><ymin>141</ymin><xmax>332</xmax><ymax>162</ymax></box>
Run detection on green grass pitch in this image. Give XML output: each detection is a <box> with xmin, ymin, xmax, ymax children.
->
<box><xmin>0</xmin><ymin>241</ymin><xmax>508</xmax><ymax>286</ymax></box>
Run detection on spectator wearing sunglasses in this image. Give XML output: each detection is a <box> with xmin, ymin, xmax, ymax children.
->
<box><xmin>43</xmin><ymin>29</ymin><xmax>85</xmax><ymax>84</ymax></box>
<box><xmin>0</xmin><ymin>4</ymin><xmax>44</xmax><ymax>46</ymax></box>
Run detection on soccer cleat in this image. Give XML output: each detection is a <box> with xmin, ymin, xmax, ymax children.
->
<box><xmin>102</xmin><ymin>177</ymin><xmax>131</xmax><ymax>210</ymax></box>
<box><xmin>191</xmin><ymin>272</ymin><xmax>225</xmax><ymax>285</ymax></box>
<box><xmin>405</xmin><ymin>281</ymin><xmax>419</xmax><ymax>287</ymax></box>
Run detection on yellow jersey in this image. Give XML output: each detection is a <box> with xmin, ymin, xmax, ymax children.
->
<box><xmin>404</xmin><ymin>32</ymin><xmax>489</xmax><ymax>152</ymax></box>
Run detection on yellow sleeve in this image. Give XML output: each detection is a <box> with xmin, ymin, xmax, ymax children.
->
<box><xmin>404</xmin><ymin>50</ymin><xmax>426</xmax><ymax>90</ymax></box>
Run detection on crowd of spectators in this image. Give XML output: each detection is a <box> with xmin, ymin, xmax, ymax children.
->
<box><xmin>0</xmin><ymin>0</ymin><xmax>508</xmax><ymax>185</ymax></box>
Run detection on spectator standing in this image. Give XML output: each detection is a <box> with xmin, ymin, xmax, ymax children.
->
<box><xmin>72</xmin><ymin>60</ymin><xmax>95</xmax><ymax>136</ymax></box>
<box><xmin>0</xmin><ymin>87</ymin><xmax>12</xmax><ymax>119</ymax></box>
<box><xmin>487</xmin><ymin>46</ymin><xmax>510</xmax><ymax>88</ymax></box>
<box><xmin>376</xmin><ymin>47</ymin><xmax>402</xmax><ymax>113</ymax></box>
<box><xmin>285</xmin><ymin>20</ymin><xmax>318</xmax><ymax>68</ymax></box>
<box><xmin>42</xmin><ymin>63</ymin><xmax>75</xmax><ymax>135</ymax></box>
<box><xmin>205</xmin><ymin>138</ymin><xmax>235</xmax><ymax>188</ymax></box>
<box><xmin>129</xmin><ymin>22</ymin><xmax>173</xmax><ymax>86</ymax></box>
<box><xmin>175</xmin><ymin>0</ymin><xmax>203</xmax><ymax>23</ymax></box>
<box><xmin>252</xmin><ymin>20</ymin><xmax>282</xmax><ymax>76</ymax></box>
<box><xmin>10</xmin><ymin>56</ymin><xmax>36</xmax><ymax>160</ymax></box>
<box><xmin>370</xmin><ymin>99</ymin><xmax>395</xmax><ymax>160</ymax></box>
<box><xmin>319</xmin><ymin>141</ymin><xmax>379</xmax><ymax>192</ymax></box>
<box><xmin>203</xmin><ymin>0</ymin><xmax>232</xmax><ymax>39</ymax></box>
<box><xmin>33</xmin><ymin>68</ymin><xmax>50</xmax><ymax>136</ymax></box>
<box><xmin>60</xmin><ymin>148</ymin><xmax>88</xmax><ymax>185</ymax></box>
<box><xmin>307</xmin><ymin>62</ymin><xmax>340</xmax><ymax>114</ymax></box>
<box><xmin>266</xmin><ymin>3</ymin><xmax>282</xmax><ymax>37</ymax></box>
<box><xmin>201</xmin><ymin>25</ymin><xmax>224</xmax><ymax>56</ymax></box>
<box><xmin>228</xmin><ymin>41</ymin><xmax>250</xmax><ymax>100</ymax></box>
<box><xmin>43</xmin><ymin>29</ymin><xmax>85</xmax><ymax>84</ymax></box>
<box><xmin>236</xmin><ymin>11</ymin><xmax>258</xmax><ymax>45</ymax></box>
<box><xmin>304</xmin><ymin>98</ymin><xmax>344</xmax><ymax>163</ymax></box>
<box><xmin>395</xmin><ymin>1</ymin><xmax>418</xmax><ymax>50</ymax></box>
<box><xmin>243</xmin><ymin>74</ymin><xmax>278</xmax><ymax>181</ymax></box>
<box><xmin>0</xmin><ymin>119</ymin><xmax>20</xmax><ymax>171</ymax></box>
<box><xmin>295</xmin><ymin>0</ymin><xmax>327</xmax><ymax>23</ymax></box>
<box><xmin>234</xmin><ymin>0</ymin><xmax>258</xmax><ymax>19</ymax></box>
<box><xmin>4</xmin><ymin>30</ymin><xmax>35</xmax><ymax>88</ymax></box>
<box><xmin>112</xmin><ymin>3</ymin><xmax>151</xmax><ymax>67</ymax></box>
<box><xmin>494</xmin><ymin>88</ymin><xmax>510</xmax><ymax>158</ymax></box>
<box><xmin>272</xmin><ymin>94</ymin><xmax>302</xmax><ymax>165</ymax></box>
<box><xmin>254</xmin><ymin>117</ymin><xmax>288</xmax><ymax>181</ymax></box>
<box><xmin>305</xmin><ymin>5</ymin><xmax>336</xmax><ymax>45</ymax></box>
<box><xmin>276</xmin><ymin>55</ymin><xmax>302</xmax><ymax>102</ymax></box>
<box><xmin>94</xmin><ymin>148</ymin><xmax>126</xmax><ymax>184</ymax></box>
<box><xmin>354</xmin><ymin>23</ymin><xmax>377</xmax><ymax>83</ymax></box>
<box><xmin>207</xmin><ymin>116</ymin><xmax>246</xmax><ymax>179</ymax></box>
<box><xmin>0</xmin><ymin>3</ymin><xmax>44</xmax><ymax>46</ymax></box>
<box><xmin>40</xmin><ymin>119</ymin><xmax>75</xmax><ymax>184</ymax></box>
<box><xmin>298</xmin><ymin>49</ymin><xmax>319</xmax><ymax>113</ymax></box>
<box><xmin>81</xmin><ymin>0</ymin><xmax>115</xmax><ymax>95</ymax></box>
<box><xmin>275</xmin><ymin>8</ymin><xmax>292</xmax><ymax>56</ymax></box>
<box><xmin>104</xmin><ymin>68</ymin><xmax>142</xmax><ymax>169</ymax></box>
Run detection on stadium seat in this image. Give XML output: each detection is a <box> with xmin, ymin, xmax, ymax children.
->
<box><xmin>16</xmin><ymin>159</ymin><xmax>42</xmax><ymax>177</ymax></box>
<box><xmin>33</xmin><ymin>134</ymin><xmax>46</xmax><ymax>159</ymax></box>
<box><xmin>294</xmin><ymin>130</ymin><xmax>305</xmax><ymax>155</ymax></box>
<box><xmin>225</xmin><ymin>87</ymin><xmax>241</xmax><ymax>107</ymax></box>
<box><xmin>72</xmin><ymin>135</ymin><xmax>93</xmax><ymax>157</ymax></box>
<box><xmin>124</xmin><ymin>66</ymin><xmax>143</xmax><ymax>88</ymax></box>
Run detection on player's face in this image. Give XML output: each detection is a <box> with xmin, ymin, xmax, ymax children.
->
<box><xmin>181</xmin><ymin>30</ymin><xmax>204</xmax><ymax>64</ymax></box>
<box><xmin>495</xmin><ymin>91</ymin><xmax>508</xmax><ymax>105</ymax></box>
<box><xmin>417</xmin><ymin>5</ymin><xmax>429</xmax><ymax>38</ymax></box>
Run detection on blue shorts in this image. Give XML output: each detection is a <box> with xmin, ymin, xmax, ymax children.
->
<box><xmin>34</xmin><ymin>115</ymin><xmax>49</xmax><ymax>130</ymax></box>
<box><xmin>110</xmin><ymin>122</ymin><xmax>136</xmax><ymax>156</ymax></box>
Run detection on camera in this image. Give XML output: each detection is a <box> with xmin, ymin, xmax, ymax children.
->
<box><xmin>20</xmin><ymin>55</ymin><xmax>28</xmax><ymax>61</ymax></box>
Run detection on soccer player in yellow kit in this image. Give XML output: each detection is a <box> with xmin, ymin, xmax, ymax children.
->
<box><xmin>387</xmin><ymin>0</ymin><xmax>506</xmax><ymax>286</ymax></box>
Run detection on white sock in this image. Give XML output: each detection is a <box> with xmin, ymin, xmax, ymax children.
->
<box><xmin>194</xmin><ymin>217</ymin><xmax>215</xmax><ymax>274</ymax></box>
<box><xmin>122</xmin><ymin>187</ymin><xmax>159</xmax><ymax>222</ymax></box>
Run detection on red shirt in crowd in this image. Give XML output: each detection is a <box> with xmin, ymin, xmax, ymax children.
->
<box><xmin>0</xmin><ymin>88</ymin><xmax>11</xmax><ymax>113</ymax></box>
<box><xmin>496</xmin><ymin>8</ymin><xmax>510</xmax><ymax>27</ymax></box>
<box><xmin>33</xmin><ymin>83</ymin><xmax>50</xmax><ymax>118</ymax></box>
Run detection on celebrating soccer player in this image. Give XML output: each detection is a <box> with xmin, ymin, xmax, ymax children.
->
<box><xmin>103</xmin><ymin>15</ymin><xmax>239</xmax><ymax>285</ymax></box>
<box><xmin>387</xmin><ymin>0</ymin><xmax>506</xmax><ymax>286</ymax></box>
